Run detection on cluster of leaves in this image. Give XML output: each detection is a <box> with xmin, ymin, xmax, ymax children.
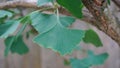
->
<box><xmin>0</xmin><ymin>10</ymin><xmax>29</xmax><ymax>56</ymax></box>
<box><xmin>0</xmin><ymin>0</ymin><xmax>111</xmax><ymax>68</ymax></box>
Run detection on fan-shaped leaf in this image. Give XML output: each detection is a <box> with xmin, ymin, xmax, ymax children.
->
<box><xmin>30</xmin><ymin>11</ymin><xmax>85</xmax><ymax>55</ymax></box>
<box><xmin>4</xmin><ymin>36</ymin><xmax>29</xmax><ymax>56</ymax></box>
<box><xmin>83</xmin><ymin>29</ymin><xmax>103</xmax><ymax>47</ymax></box>
<box><xmin>84</xmin><ymin>50</ymin><xmax>108</xmax><ymax>65</ymax></box>
<box><xmin>34</xmin><ymin>24</ymin><xmax>85</xmax><ymax>55</ymax></box>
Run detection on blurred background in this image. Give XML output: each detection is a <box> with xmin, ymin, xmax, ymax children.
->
<box><xmin>0</xmin><ymin>0</ymin><xmax>120</xmax><ymax>68</ymax></box>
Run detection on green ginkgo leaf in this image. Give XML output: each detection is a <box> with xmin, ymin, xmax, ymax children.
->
<box><xmin>0</xmin><ymin>20</ymin><xmax>20</xmax><ymax>38</ymax></box>
<box><xmin>37</xmin><ymin>0</ymin><xmax>53</xmax><ymax>6</ymax></box>
<box><xmin>30</xmin><ymin>12</ymin><xmax>75</xmax><ymax>33</ymax></box>
<box><xmin>4</xmin><ymin>36</ymin><xmax>29</xmax><ymax>56</ymax></box>
<box><xmin>34</xmin><ymin>24</ymin><xmax>85</xmax><ymax>55</ymax></box>
<box><xmin>70</xmin><ymin>51</ymin><xmax>108</xmax><ymax>68</ymax></box>
<box><xmin>84</xmin><ymin>50</ymin><xmax>108</xmax><ymax>65</ymax></box>
<box><xmin>57</xmin><ymin>0</ymin><xmax>84</xmax><ymax>18</ymax></box>
<box><xmin>30</xmin><ymin>11</ymin><xmax>85</xmax><ymax>55</ymax></box>
<box><xmin>83</xmin><ymin>29</ymin><xmax>103</xmax><ymax>47</ymax></box>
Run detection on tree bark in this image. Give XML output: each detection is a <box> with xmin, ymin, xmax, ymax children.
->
<box><xmin>81</xmin><ymin>0</ymin><xmax>120</xmax><ymax>46</ymax></box>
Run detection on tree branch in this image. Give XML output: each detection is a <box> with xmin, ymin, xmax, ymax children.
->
<box><xmin>82</xmin><ymin>0</ymin><xmax>120</xmax><ymax>46</ymax></box>
<box><xmin>112</xmin><ymin>0</ymin><xmax>120</xmax><ymax>9</ymax></box>
<box><xmin>0</xmin><ymin>0</ymin><xmax>38</xmax><ymax>9</ymax></box>
<box><xmin>0</xmin><ymin>0</ymin><xmax>120</xmax><ymax>46</ymax></box>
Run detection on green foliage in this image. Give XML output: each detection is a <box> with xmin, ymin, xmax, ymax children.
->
<box><xmin>64</xmin><ymin>59</ymin><xmax>70</xmax><ymax>66</ymax></box>
<box><xmin>0</xmin><ymin>0</ymin><xmax>110</xmax><ymax>66</ymax></box>
<box><xmin>70</xmin><ymin>51</ymin><xmax>109</xmax><ymax>68</ymax></box>
<box><xmin>0</xmin><ymin>10</ymin><xmax>13</xmax><ymax>18</ymax></box>
<box><xmin>57</xmin><ymin>0</ymin><xmax>83</xmax><ymax>18</ymax></box>
<box><xmin>4</xmin><ymin>21</ymin><xmax>29</xmax><ymax>56</ymax></box>
<box><xmin>0</xmin><ymin>10</ymin><xmax>14</xmax><ymax>24</ymax></box>
<box><xmin>30</xmin><ymin>11</ymin><xmax>75</xmax><ymax>33</ymax></box>
<box><xmin>59</xmin><ymin>16</ymin><xmax>75</xmax><ymax>27</ymax></box>
<box><xmin>30</xmin><ymin>11</ymin><xmax>85</xmax><ymax>55</ymax></box>
<box><xmin>0</xmin><ymin>14</ymin><xmax>30</xmax><ymax>56</ymax></box>
<box><xmin>30</xmin><ymin>11</ymin><xmax>57</xmax><ymax>33</ymax></box>
<box><xmin>5</xmin><ymin>36</ymin><xmax>29</xmax><ymax>56</ymax></box>
<box><xmin>83</xmin><ymin>29</ymin><xmax>103</xmax><ymax>47</ymax></box>
<box><xmin>37</xmin><ymin>0</ymin><xmax>53</xmax><ymax>6</ymax></box>
<box><xmin>33</xmin><ymin>25</ymin><xmax>85</xmax><ymax>55</ymax></box>
<box><xmin>0</xmin><ymin>20</ymin><xmax>20</xmax><ymax>38</ymax></box>
<box><xmin>107</xmin><ymin>0</ymin><xmax>111</xmax><ymax>5</ymax></box>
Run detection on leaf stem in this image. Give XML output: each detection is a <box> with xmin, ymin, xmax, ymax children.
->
<box><xmin>16</xmin><ymin>22</ymin><xmax>27</xmax><ymax>38</ymax></box>
<box><xmin>56</xmin><ymin>8</ymin><xmax>60</xmax><ymax>21</ymax></box>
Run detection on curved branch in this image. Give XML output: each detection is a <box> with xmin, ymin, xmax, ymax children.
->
<box><xmin>0</xmin><ymin>1</ymin><xmax>38</xmax><ymax>9</ymax></box>
<box><xmin>0</xmin><ymin>0</ymin><xmax>120</xmax><ymax>46</ymax></box>
<box><xmin>82</xmin><ymin>0</ymin><xmax>120</xmax><ymax>46</ymax></box>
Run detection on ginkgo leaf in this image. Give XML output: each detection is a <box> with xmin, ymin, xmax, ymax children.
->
<box><xmin>84</xmin><ymin>50</ymin><xmax>108</xmax><ymax>65</ymax></box>
<box><xmin>57</xmin><ymin>0</ymin><xmax>84</xmax><ymax>18</ymax></box>
<box><xmin>70</xmin><ymin>51</ymin><xmax>108</xmax><ymax>68</ymax></box>
<box><xmin>83</xmin><ymin>29</ymin><xmax>103</xmax><ymax>47</ymax></box>
<box><xmin>4</xmin><ymin>36</ymin><xmax>29</xmax><ymax>56</ymax></box>
<box><xmin>34</xmin><ymin>24</ymin><xmax>85</xmax><ymax>55</ymax></box>
<box><xmin>37</xmin><ymin>0</ymin><xmax>53</xmax><ymax>6</ymax></box>
<box><xmin>0</xmin><ymin>20</ymin><xmax>20</xmax><ymax>38</ymax></box>
<box><xmin>30</xmin><ymin>11</ymin><xmax>75</xmax><ymax>33</ymax></box>
<box><xmin>30</xmin><ymin>11</ymin><xmax>85</xmax><ymax>55</ymax></box>
<box><xmin>0</xmin><ymin>10</ymin><xmax>13</xmax><ymax>18</ymax></box>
